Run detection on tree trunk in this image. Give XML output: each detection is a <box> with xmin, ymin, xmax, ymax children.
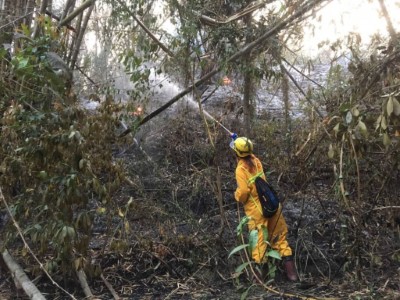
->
<box><xmin>76</xmin><ymin>269</ymin><xmax>95</xmax><ymax>299</ymax></box>
<box><xmin>280</xmin><ymin>63</ymin><xmax>292</xmax><ymax>157</ymax></box>
<box><xmin>2</xmin><ymin>249</ymin><xmax>46</xmax><ymax>300</ymax></box>
<box><xmin>66</xmin><ymin>10</ymin><xmax>82</xmax><ymax>64</ymax></box>
<box><xmin>242</xmin><ymin>0</ymin><xmax>254</xmax><ymax>136</ymax></box>
<box><xmin>60</xmin><ymin>0</ymin><xmax>76</xmax><ymax>23</ymax></box>
<box><xmin>378</xmin><ymin>0</ymin><xmax>397</xmax><ymax>42</ymax></box>
<box><xmin>0</xmin><ymin>0</ymin><xmax>20</xmax><ymax>45</ymax></box>
<box><xmin>242</xmin><ymin>65</ymin><xmax>253</xmax><ymax>136</ymax></box>
<box><xmin>24</xmin><ymin>0</ymin><xmax>35</xmax><ymax>29</ymax></box>
<box><xmin>32</xmin><ymin>0</ymin><xmax>49</xmax><ymax>38</ymax></box>
<box><xmin>69</xmin><ymin>2</ymin><xmax>94</xmax><ymax>70</ymax></box>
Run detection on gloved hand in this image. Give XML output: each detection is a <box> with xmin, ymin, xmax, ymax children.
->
<box><xmin>230</xmin><ymin>132</ymin><xmax>238</xmax><ymax>140</ymax></box>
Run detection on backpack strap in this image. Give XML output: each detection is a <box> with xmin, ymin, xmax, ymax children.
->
<box><xmin>247</xmin><ymin>171</ymin><xmax>264</xmax><ymax>184</ymax></box>
<box><xmin>240</xmin><ymin>163</ymin><xmax>263</xmax><ymax>185</ymax></box>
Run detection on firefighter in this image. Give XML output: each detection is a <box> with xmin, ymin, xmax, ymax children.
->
<box><xmin>231</xmin><ymin>136</ymin><xmax>298</xmax><ymax>281</ymax></box>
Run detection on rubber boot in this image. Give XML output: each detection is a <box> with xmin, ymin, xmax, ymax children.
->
<box><xmin>283</xmin><ymin>257</ymin><xmax>298</xmax><ymax>282</ymax></box>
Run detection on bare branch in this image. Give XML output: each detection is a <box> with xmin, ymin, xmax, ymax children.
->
<box><xmin>32</xmin><ymin>0</ymin><xmax>49</xmax><ymax>38</ymax></box>
<box><xmin>279</xmin><ymin>60</ymin><xmax>324</xmax><ymax>118</ymax></box>
<box><xmin>45</xmin><ymin>10</ymin><xmax>76</xmax><ymax>32</ymax></box>
<box><xmin>70</xmin><ymin>2</ymin><xmax>95</xmax><ymax>70</ymax></box>
<box><xmin>2</xmin><ymin>250</ymin><xmax>46</xmax><ymax>300</ymax></box>
<box><xmin>59</xmin><ymin>0</ymin><xmax>95</xmax><ymax>28</ymax></box>
<box><xmin>378</xmin><ymin>0</ymin><xmax>397</xmax><ymax>41</ymax></box>
<box><xmin>196</xmin><ymin>1</ymin><xmax>273</xmax><ymax>26</ymax></box>
<box><xmin>115</xmin><ymin>0</ymin><xmax>175</xmax><ymax>57</ymax></box>
<box><xmin>372</xmin><ymin>206</ymin><xmax>400</xmax><ymax>210</ymax></box>
<box><xmin>101</xmin><ymin>274</ymin><xmax>121</xmax><ymax>300</ymax></box>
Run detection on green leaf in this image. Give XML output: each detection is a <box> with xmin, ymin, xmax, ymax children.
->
<box><xmin>260</xmin><ymin>225</ymin><xmax>268</xmax><ymax>243</ymax></box>
<box><xmin>393</xmin><ymin>98</ymin><xmax>400</xmax><ymax>116</ymax></box>
<box><xmin>79</xmin><ymin>159</ymin><xmax>85</xmax><ymax>169</ymax></box>
<box><xmin>241</xmin><ymin>286</ymin><xmax>253</xmax><ymax>300</ymax></box>
<box><xmin>328</xmin><ymin>144</ymin><xmax>334</xmax><ymax>159</ymax></box>
<box><xmin>357</xmin><ymin>120</ymin><xmax>368</xmax><ymax>137</ymax></box>
<box><xmin>345</xmin><ymin>111</ymin><xmax>352</xmax><ymax>124</ymax></box>
<box><xmin>333</xmin><ymin>123</ymin><xmax>340</xmax><ymax>134</ymax></box>
<box><xmin>66</xmin><ymin>226</ymin><xmax>75</xmax><ymax>239</ymax></box>
<box><xmin>266</xmin><ymin>262</ymin><xmax>277</xmax><ymax>279</ymax></box>
<box><xmin>383</xmin><ymin>133</ymin><xmax>391</xmax><ymax>148</ymax></box>
<box><xmin>96</xmin><ymin>207</ymin><xmax>106</xmax><ymax>214</ymax></box>
<box><xmin>236</xmin><ymin>216</ymin><xmax>250</xmax><ymax>236</ymax></box>
<box><xmin>358</xmin><ymin>120</ymin><xmax>367</xmax><ymax>131</ymax></box>
<box><xmin>248</xmin><ymin>229</ymin><xmax>258</xmax><ymax>253</ymax></box>
<box><xmin>381</xmin><ymin>116</ymin><xmax>387</xmax><ymax>130</ymax></box>
<box><xmin>59</xmin><ymin>226</ymin><xmax>67</xmax><ymax>241</ymax></box>
<box><xmin>339</xmin><ymin>103</ymin><xmax>351</xmax><ymax>113</ymax></box>
<box><xmin>228</xmin><ymin>244</ymin><xmax>249</xmax><ymax>259</ymax></box>
<box><xmin>376</xmin><ymin>115</ymin><xmax>382</xmax><ymax>131</ymax></box>
<box><xmin>267</xmin><ymin>250</ymin><xmax>281</xmax><ymax>260</ymax></box>
<box><xmin>18</xmin><ymin>58</ymin><xmax>29</xmax><ymax>69</ymax></box>
<box><xmin>387</xmin><ymin>96</ymin><xmax>394</xmax><ymax>116</ymax></box>
<box><xmin>38</xmin><ymin>170</ymin><xmax>47</xmax><ymax>179</ymax></box>
<box><xmin>351</xmin><ymin>107</ymin><xmax>359</xmax><ymax>117</ymax></box>
<box><xmin>235</xmin><ymin>261</ymin><xmax>252</xmax><ymax>274</ymax></box>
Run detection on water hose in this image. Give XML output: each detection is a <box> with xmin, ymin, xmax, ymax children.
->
<box><xmin>210</xmin><ymin>115</ymin><xmax>234</xmax><ymax>136</ymax></box>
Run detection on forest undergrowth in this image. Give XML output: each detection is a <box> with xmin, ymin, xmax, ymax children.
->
<box><xmin>2</xmin><ymin>109</ymin><xmax>398</xmax><ymax>300</ymax></box>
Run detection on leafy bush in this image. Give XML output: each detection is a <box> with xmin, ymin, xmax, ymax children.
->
<box><xmin>0</xmin><ymin>35</ymin><xmax>123</xmax><ymax>276</ymax></box>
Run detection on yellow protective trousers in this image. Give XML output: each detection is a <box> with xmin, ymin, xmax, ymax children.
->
<box><xmin>234</xmin><ymin>155</ymin><xmax>293</xmax><ymax>263</ymax></box>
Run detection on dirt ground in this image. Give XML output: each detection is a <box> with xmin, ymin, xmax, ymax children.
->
<box><xmin>1</xmin><ymin>177</ymin><xmax>399</xmax><ymax>299</ymax></box>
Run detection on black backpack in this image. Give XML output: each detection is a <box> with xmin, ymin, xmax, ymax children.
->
<box><xmin>254</xmin><ymin>176</ymin><xmax>280</xmax><ymax>218</ymax></box>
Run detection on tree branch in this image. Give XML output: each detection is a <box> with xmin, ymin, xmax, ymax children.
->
<box><xmin>196</xmin><ymin>0</ymin><xmax>272</xmax><ymax>26</ymax></box>
<box><xmin>32</xmin><ymin>0</ymin><xmax>49</xmax><ymax>38</ymax></box>
<box><xmin>378</xmin><ymin>0</ymin><xmax>397</xmax><ymax>41</ymax></box>
<box><xmin>70</xmin><ymin>2</ymin><xmax>95</xmax><ymax>70</ymax></box>
<box><xmin>279</xmin><ymin>60</ymin><xmax>324</xmax><ymax>118</ymax></box>
<box><xmin>59</xmin><ymin>0</ymin><xmax>95</xmax><ymax>28</ymax></box>
<box><xmin>119</xmin><ymin>0</ymin><xmax>332</xmax><ymax>136</ymax></box>
<box><xmin>101</xmin><ymin>274</ymin><xmax>121</xmax><ymax>300</ymax></box>
<box><xmin>45</xmin><ymin>10</ymin><xmax>76</xmax><ymax>32</ymax></box>
<box><xmin>2</xmin><ymin>250</ymin><xmax>46</xmax><ymax>300</ymax></box>
<box><xmin>76</xmin><ymin>269</ymin><xmax>95</xmax><ymax>299</ymax></box>
<box><xmin>115</xmin><ymin>0</ymin><xmax>175</xmax><ymax>57</ymax></box>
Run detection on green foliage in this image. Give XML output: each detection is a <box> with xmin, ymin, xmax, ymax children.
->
<box><xmin>1</xmin><ymin>36</ymin><xmax>123</xmax><ymax>276</ymax></box>
<box><xmin>119</xmin><ymin>50</ymin><xmax>152</xmax><ymax>101</ymax></box>
<box><xmin>236</xmin><ymin>215</ymin><xmax>250</xmax><ymax>235</ymax></box>
<box><xmin>248</xmin><ymin>229</ymin><xmax>258</xmax><ymax>254</ymax></box>
<box><xmin>211</xmin><ymin>24</ymin><xmax>243</xmax><ymax>59</ymax></box>
<box><xmin>230</xmin><ymin>216</ymin><xmax>281</xmax><ymax>282</ymax></box>
<box><xmin>228</xmin><ymin>244</ymin><xmax>250</xmax><ymax>259</ymax></box>
<box><xmin>1</xmin><ymin>36</ymin><xmax>69</xmax><ymax>105</ymax></box>
<box><xmin>240</xmin><ymin>284</ymin><xmax>255</xmax><ymax>300</ymax></box>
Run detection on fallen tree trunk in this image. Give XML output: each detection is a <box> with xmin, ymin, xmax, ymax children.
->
<box><xmin>2</xmin><ymin>249</ymin><xmax>46</xmax><ymax>300</ymax></box>
<box><xmin>77</xmin><ymin>269</ymin><xmax>95</xmax><ymax>299</ymax></box>
<box><xmin>101</xmin><ymin>273</ymin><xmax>121</xmax><ymax>300</ymax></box>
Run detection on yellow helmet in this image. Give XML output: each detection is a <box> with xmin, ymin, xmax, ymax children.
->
<box><xmin>230</xmin><ymin>137</ymin><xmax>253</xmax><ymax>157</ymax></box>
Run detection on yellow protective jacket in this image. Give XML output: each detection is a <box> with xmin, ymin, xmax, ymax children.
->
<box><xmin>234</xmin><ymin>155</ymin><xmax>292</xmax><ymax>263</ymax></box>
<box><xmin>234</xmin><ymin>155</ymin><xmax>265</xmax><ymax>223</ymax></box>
